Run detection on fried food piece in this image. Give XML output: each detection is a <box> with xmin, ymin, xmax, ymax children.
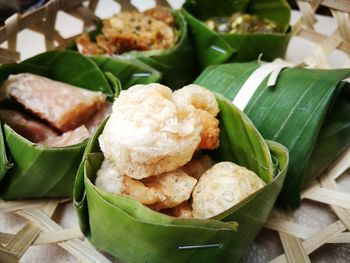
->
<box><xmin>39</xmin><ymin>125</ymin><xmax>90</xmax><ymax>147</ymax></box>
<box><xmin>76</xmin><ymin>34</ymin><xmax>105</xmax><ymax>55</ymax></box>
<box><xmin>181</xmin><ymin>155</ymin><xmax>214</xmax><ymax>180</ymax></box>
<box><xmin>2</xmin><ymin>73</ymin><xmax>107</xmax><ymax>132</ymax></box>
<box><xmin>96</xmin><ymin>160</ymin><xmax>165</xmax><ymax>205</ymax></box>
<box><xmin>144</xmin><ymin>6</ymin><xmax>175</xmax><ymax>26</ymax></box>
<box><xmin>99</xmin><ymin>83</ymin><xmax>202</xmax><ymax>179</ymax></box>
<box><xmin>143</xmin><ymin>169</ymin><xmax>197</xmax><ymax>210</ymax></box>
<box><xmin>162</xmin><ymin>202</ymin><xmax>193</xmax><ymax>218</ymax></box>
<box><xmin>95</xmin><ymin>160</ymin><xmax>125</xmax><ymax>194</ymax></box>
<box><xmin>102</xmin><ymin>9</ymin><xmax>175</xmax><ymax>52</ymax></box>
<box><xmin>173</xmin><ymin>84</ymin><xmax>220</xmax><ymax>150</ymax></box>
<box><xmin>192</xmin><ymin>162</ymin><xmax>266</xmax><ymax>219</ymax></box>
<box><xmin>123</xmin><ymin>176</ymin><xmax>165</xmax><ymax>205</ymax></box>
<box><xmin>0</xmin><ymin>109</ymin><xmax>58</xmax><ymax>143</ymax></box>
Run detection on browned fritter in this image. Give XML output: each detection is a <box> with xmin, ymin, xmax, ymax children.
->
<box><xmin>144</xmin><ymin>6</ymin><xmax>175</xmax><ymax>26</ymax></box>
<box><xmin>77</xmin><ymin>7</ymin><xmax>176</xmax><ymax>55</ymax></box>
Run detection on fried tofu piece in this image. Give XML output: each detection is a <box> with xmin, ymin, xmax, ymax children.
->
<box><xmin>0</xmin><ymin>109</ymin><xmax>58</xmax><ymax>143</ymax></box>
<box><xmin>173</xmin><ymin>84</ymin><xmax>220</xmax><ymax>150</ymax></box>
<box><xmin>99</xmin><ymin>83</ymin><xmax>202</xmax><ymax>179</ymax></box>
<box><xmin>143</xmin><ymin>169</ymin><xmax>197</xmax><ymax>210</ymax></box>
<box><xmin>192</xmin><ymin>162</ymin><xmax>266</xmax><ymax>219</ymax></box>
<box><xmin>39</xmin><ymin>125</ymin><xmax>90</xmax><ymax>147</ymax></box>
<box><xmin>2</xmin><ymin>73</ymin><xmax>106</xmax><ymax>132</ymax></box>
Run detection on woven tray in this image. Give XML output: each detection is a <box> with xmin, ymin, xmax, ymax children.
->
<box><xmin>0</xmin><ymin>0</ymin><xmax>349</xmax><ymax>262</ymax></box>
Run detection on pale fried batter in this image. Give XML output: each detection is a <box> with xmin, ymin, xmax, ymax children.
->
<box><xmin>95</xmin><ymin>160</ymin><xmax>125</xmax><ymax>194</ymax></box>
<box><xmin>95</xmin><ymin>160</ymin><xmax>165</xmax><ymax>205</ymax></box>
<box><xmin>192</xmin><ymin>162</ymin><xmax>266</xmax><ymax>219</ymax></box>
<box><xmin>173</xmin><ymin>84</ymin><xmax>220</xmax><ymax>150</ymax></box>
<box><xmin>99</xmin><ymin>83</ymin><xmax>202</xmax><ymax>179</ymax></box>
<box><xmin>123</xmin><ymin>176</ymin><xmax>165</xmax><ymax>205</ymax></box>
<box><xmin>143</xmin><ymin>169</ymin><xmax>197</xmax><ymax>210</ymax></box>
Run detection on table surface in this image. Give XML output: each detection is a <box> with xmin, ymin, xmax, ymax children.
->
<box><xmin>0</xmin><ymin>1</ymin><xmax>349</xmax><ymax>262</ymax></box>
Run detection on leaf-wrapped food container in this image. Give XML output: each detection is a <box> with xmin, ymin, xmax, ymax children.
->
<box><xmin>182</xmin><ymin>0</ymin><xmax>291</xmax><ymax>69</ymax></box>
<box><xmin>73</xmin><ymin>92</ymin><xmax>289</xmax><ymax>262</ymax></box>
<box><xmin>0</xmin><ymin>50</ymin><xmax>160</xmax><ymax>199</ymax></box>
<box><xmin>195</xmin><ymin>62</ymin><xmax>350</xmax><ymax>207</ymax></box>
<box><xmin>73</xmin><ymin>9</ymin><xmax>198</xmax><ymax>89</ymax></box>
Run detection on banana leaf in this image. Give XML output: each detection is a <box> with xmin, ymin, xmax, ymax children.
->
<box><xmin>73</xmin><ymin>93</ymin><xmax>288</xmax><ymax>262</ymax></box>
<box><xmin>0</xmin><ymin>50</ymin><xmax>116</xmax><ymax>199</ymax></box>
<box><xmin>70</xmin><ymin>10</ymin><xmax>198</xmax><ymax>89</ymax></box>
<box><xmin>84</xmin><ymin>55</ymin><xmax>161</xmax><ymax>89</ymax></box>
<box><xmin>182</xmin><ymin>0</ymin><xmax>291</xmax><ymax>69</ymax></box>
<box><xmin>194</xmin><ymin>62</ymin><xmax>350</xmax><ymax>207</ymax></box>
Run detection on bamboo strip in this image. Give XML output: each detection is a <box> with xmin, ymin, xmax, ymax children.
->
<box><xmin>1</xmin><ymin>200</ymin><xmax>59</xmax><ymax>261</ymax></box>
<box><xmin>264</xmin><ymin>217</ymin><xmax>316</xmax><ymax>239</ymax></box>
<box><xmin>34</xmin><ymin>228</ymin><xmax>84</xmax><ymax>245</ymax></box>
<box><xmin>320</xmin><ymin>176</ymin><xmax>350</xmax><ymax>230</ymax></box>
<box><xmin>302</xmin><ymin>187</ymin><xmax>350</xmax><ymax>209</ymax></box>
<box><xmin>328</xmin><ymin>232</ymin><xmax>350</xmax><ymax>243</ymax></box>
<box><xmin>18</xmin><ymin>208</ymin><xmax>111</xmax><ymax>263</ymax></box>
<box><xmin>274</xmin><ymin>209</ymin><xmax>310</xmax><ymax>263</ymax></box>
<box><xmin>0</xmin><ymin>233</ymin><xmax>14</xmax><ymax>245</ymax></box>
<box><xmin>270</xmin><ymin>221</ymin><xmax>347</xmax><ymax>262</ymax></box>
<box><xmin>0</xmin><ymin>200</ymin><xmax>44</xmax><ymax>213</ymax></box>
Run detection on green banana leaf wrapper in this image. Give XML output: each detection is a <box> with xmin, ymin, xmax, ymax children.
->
<box><xmin>73</xmin><ymin>93</ymin><xmax>288</xmax><ymax>262</ymax></box>
<box><xmin>195</xmin><ymin>62</ymin><xmax>350</xmax><ymax>207</ymax></box>
<box><xmin>71</xmin><ymin>10</ymin><xmax>198</xmax><ymax>89</ymax></box>
<box><xmin>182</xmin><ymin>0</ymin><xmax>291</xmax><ymax>69</ymax></box>
<box><xmin>0</xmin><ymin>50</ymin><xmax>160</xmax><ymax>199</ymax></box>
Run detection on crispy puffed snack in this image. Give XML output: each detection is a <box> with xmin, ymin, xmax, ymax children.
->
<box><xmin>144</xmin><ymin>169</ymin><xmax>197</xmax><ymax>210</ymax></box>
<box><xmin>99</xmin><ymin>83</ymin><xmax>202</xmax><ymax>179</ymax></box>
<box><xmin>95</xmin><ymin>160</ymin><xmax>165</xmax><ymax>205</ymax></box>
<box><xmin>95</xmin><ymin>160</ymin><xmax>125</xmax><ymax>194</ymax></box>
<box><xmin>173</xmin><ymin>84</ymin><xmax>220</xmax><ymax>149</ymax></box>
<box><xmin>192</xmin><ymin>162</ymin><xmax>266</xmax><ymax>219</ymax></box>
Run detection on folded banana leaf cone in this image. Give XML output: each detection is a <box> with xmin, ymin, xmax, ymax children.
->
<box><xmin>194</xmin><ymin>62</ymin><xmax>350</xmax><ymax>207</ymax></box>
<box><xmin>72</xmin><ymin>9</ymin><xmax>198</xmax><ymax>89</ymax></box>
<box><xmin>182</xmin><ymin>0</ymin><xmax>291</xmax><ymax>69</ymax></box>
<box><xmin>0</xmin><ymin>50</ymin><xmax>159</xmax><ymax>199</ymax></box>
<box><xmin>73</xmin><ymin>91</ymin><xmax>288</xmax><ymax>263</ymax></box>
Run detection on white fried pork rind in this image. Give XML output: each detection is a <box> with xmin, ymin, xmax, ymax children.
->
<box><xmin>95</xmin><ymin>160</ymin><xmax>165</xmax><ymax>205</ymax></box>
<box><xmin>95</xmin><ymin>160</ymin><xmax>125</xmax><ymax>194</ymax></box>
<box><xmin>99</xmin><ymin>83</ymin><xmax>202</xmax><ymax>179</ymax></box>
<box><xmin>192</xmin><ymin>162</ymin><xmax>266</xmax><ymax>219</ymax></box>
<box><xmin>143</xmin><ymin>169</ymin><xmax>197</xmax><ymax>210</ymax></box>
<box><xmin>173</xmin><ymin>84</ymin><xmax>220</xmax><ymax>149</ymax></box>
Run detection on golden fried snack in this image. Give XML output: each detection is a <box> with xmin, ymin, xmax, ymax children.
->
<box><xmin>173</xmin><ymin>84</ymin><xmax>220</xmax><ymax>150</ymax></box>
<box><xmin>99</xmin><ymin>83</ymin><xmax>202</xmax><ymax>179</ymax></box>
<box><xmin>95</xmin><ymin>160</ymin><xmax>165</xmax><ymax>205</ymax></box>
<box><xmin>192</xmin><ymin>162</ymin><xmax>266</xmax><ymax>219</ymax></box>
<box><xmin>162</xmin><ymin>202</ymin><xmax>193</xmax><ymax>218</ymax></box>
<box><xmin>143</xmin><ymin>169</ymin><xmax>197</xmax><ymax>210</ymax></box>
<box><xmin>123</xmin><ymin>176</ymin><xmax>165</xmax><ymax>205</ymax></box>
<box><xmin>181</xmin><ymin>155</ymin><xmax>214</xmax><ymax>179</ymax></box>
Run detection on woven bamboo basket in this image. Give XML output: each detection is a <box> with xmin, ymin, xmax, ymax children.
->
<box><xmin>0</xmin><ymin>0</ymin><xmax>349</xmax><ymax>262</ymax></box>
